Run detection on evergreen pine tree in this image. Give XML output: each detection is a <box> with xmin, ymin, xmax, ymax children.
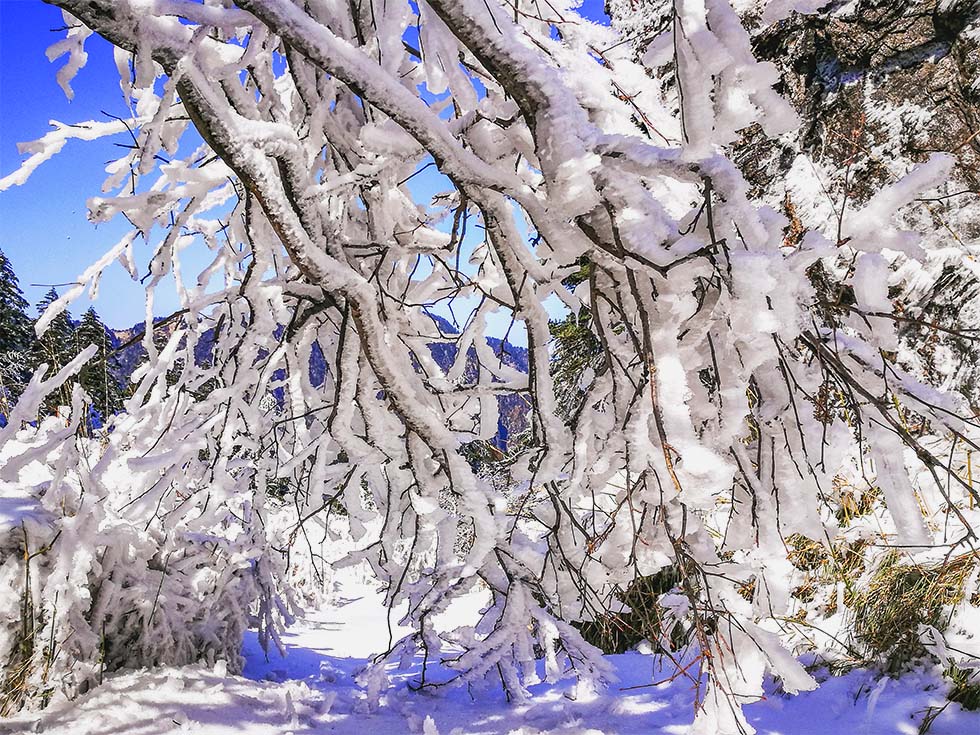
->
<box><xmin>77</xmin><ymin>306</ymin><xmax>125</xmax><ymax>425</ymax></box>
<box><xmin>0</xmin><ymin>249</ymin><xmax>35</xmax><ymax>410</ymax></box>
<box><xmin>30</xmin><ymin>288</ymin><xmax>78</xmax><ymax>415</ymax></box>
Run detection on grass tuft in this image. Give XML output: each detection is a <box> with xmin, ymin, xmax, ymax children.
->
<box><xmin>852</xmin><ymin>552</ymin><xmax>975</xmax><ymax>671</ymax></box>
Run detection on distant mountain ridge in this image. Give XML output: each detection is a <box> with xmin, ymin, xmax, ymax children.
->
<box><xmin>107</xmin><ymin>315</ymin><xmax>530</xmax><ymax>450</ymax></box>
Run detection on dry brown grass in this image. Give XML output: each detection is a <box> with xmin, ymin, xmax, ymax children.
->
<box><xmin>852</xmin><ymin>552</ymin><xmax>976</xmax><ymax>670</ymax></box>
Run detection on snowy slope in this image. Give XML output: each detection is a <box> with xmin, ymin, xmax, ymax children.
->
<box><xmin>4</xmin><ymin>568</ymin><xmax>978</xmax><ymax>735</ymax></box>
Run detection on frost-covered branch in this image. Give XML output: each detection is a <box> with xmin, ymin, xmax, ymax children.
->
<box><xmin>1</xmin><ymin>1</ymin><xmax>977</xmax><ymax>731</ymax></box>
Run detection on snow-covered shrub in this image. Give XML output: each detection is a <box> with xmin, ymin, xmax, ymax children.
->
<box><xmin>0</xmin><ymin>365</ymin><xmax>303</xmax><ymax>711</ymax></box>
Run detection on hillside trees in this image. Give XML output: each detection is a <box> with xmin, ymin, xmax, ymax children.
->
<box><xmin>0</xmin><ymin>2</ymin><xmax>978</xmax><ymax>733</ymax></box>
<box><xmin>0</xmin><ymin>254</ymin><xmax>128</xmax><ymax>426</ymax></box>
<box><xmin>29</xmin><ymin>288</ymin><xmax>79</xmax><ymax>415</ymax></box>
<box><xmin>75</xmin><ymin>307</ymin><xmax>125</xmax><ymax>424</ymax></box>
<box><xmin>0</xmin><ymin>249</ymin><xmax>33</xmax><ymax>409</ymax></box>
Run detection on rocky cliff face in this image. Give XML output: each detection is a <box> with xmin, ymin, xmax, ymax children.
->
<box><xmin>609</xmin><ymin>0</ymin><xmax>980</xmax><ymax>401</ymax></box>
<box><xmin>746</xmin><ymin>2</ymin><xmax>980</xmax><ymax>400</ymax></box>
<box><xmin>739</xmin><ymin>1</ymin><xmax>979</xmax><ymax>212</ymax></box>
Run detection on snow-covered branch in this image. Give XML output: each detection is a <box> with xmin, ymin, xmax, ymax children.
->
<box><xmin>1</xmin><ymin>1</ymin><xmax>976</xmax><ymax>731</ymax></box>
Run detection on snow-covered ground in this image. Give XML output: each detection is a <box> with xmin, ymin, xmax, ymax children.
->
<box><xmin>3</xmin><ymin>568</ymin><xmax>977</xmax><ymax>735</ymax></box>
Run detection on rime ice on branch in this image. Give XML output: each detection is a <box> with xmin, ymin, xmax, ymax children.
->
<box><xmin>1</xmin><ymin>2</ymin><xmax>977</xmax><ymax>732</ymax></box>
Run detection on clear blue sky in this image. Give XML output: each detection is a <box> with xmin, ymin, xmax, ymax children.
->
<box><xmin>1</xmin><ymin>0</ymin><xmax>149</xmax><ymax>326</ymax></box>
<box><xmin>0</xmin><ymin>0</ymin><xmax>608</xmax><ymax>330</ymax></box>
